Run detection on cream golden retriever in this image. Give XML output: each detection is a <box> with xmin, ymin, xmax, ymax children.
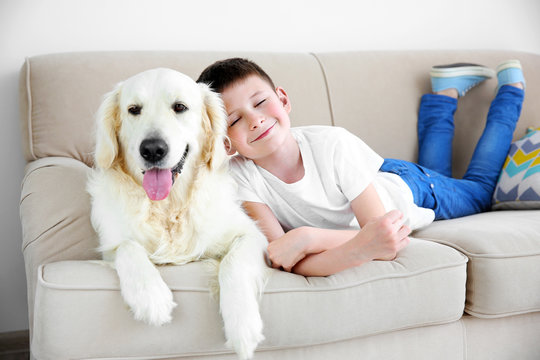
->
<box><xmin>87</xmin><ymin>68</ymin><xmax>268</xmax><ymax>359</ymax></box>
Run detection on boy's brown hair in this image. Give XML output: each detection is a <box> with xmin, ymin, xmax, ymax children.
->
<box><xmin>197</xmin><ymin>58</ymin><xmax>276</xmax><ymax>93</ymax></box>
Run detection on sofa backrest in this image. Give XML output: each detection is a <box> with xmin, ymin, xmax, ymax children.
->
<box><xmin>19</xmin><ymin>50</ymin><xmax>540</xmax><ymax>177</ymax></box>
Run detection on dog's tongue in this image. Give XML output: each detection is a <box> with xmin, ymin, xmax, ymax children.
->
<box><xmin>142</xmin><ymin>168</ymin><xmax>172</xmax><ymax>201</ymax></box>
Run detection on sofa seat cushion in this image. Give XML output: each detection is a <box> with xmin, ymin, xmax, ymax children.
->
<box><xmin>32</xmin><ymin>239</ymin><xmax>466</xmax><ymax>359</ymax></box>
<box><xmin>414</xmin><ymin>210</ymin><xmax>540</xmax><ymax>318</ymax></box>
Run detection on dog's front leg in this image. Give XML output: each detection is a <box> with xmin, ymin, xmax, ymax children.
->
<box><xmin>219</xmin><ymin>228</ymin><xmax>268</xmax><ymax>360</ymax></box>
<box><xmin>114</xmin><ymin>241</ymin><xmax>177</xmax><ymax>326</ymax></box>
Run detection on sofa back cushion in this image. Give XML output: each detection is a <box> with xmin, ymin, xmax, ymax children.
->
<box><xmin>316</xmin><ymin>50</ymin><xmax>540</xmax><ymax>176</ymax></box>
<box><xmin>19</xmin><ymin>51</ymin><xmax>333</xmax><ymax>166</ymax></box>
<box><xmin>20</xmin><ymin>50</ymin><xmax>540</xmax><ymax>177</ymax></box>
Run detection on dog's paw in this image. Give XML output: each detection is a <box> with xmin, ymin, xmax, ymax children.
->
<box><xmin>122</xmin><ymin>276</ymin><xmax>177</xmax><ymax>326</ymax></box>
<box><xmin>224</xmin><ymin>313</ymin><xmax>264</xmax><ymax>360</ymax></box>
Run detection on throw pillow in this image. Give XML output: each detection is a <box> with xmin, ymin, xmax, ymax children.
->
<box><xmin>492</xmin><ymin>127</ymin><xmax>540</xmax><ymax>210</ymax></box>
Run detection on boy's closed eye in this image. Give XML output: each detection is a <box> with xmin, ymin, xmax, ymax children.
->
<box><xmin>228</xmin><ymin>99</ymin><xmax>266</xmax><ymax>127</ymax></box>
<box><xmin>229</xmin><ymin>117</ymin><xmax>241</xmax><ymax>127</ymax></box>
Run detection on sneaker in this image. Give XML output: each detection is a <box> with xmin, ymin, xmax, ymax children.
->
<box><xmin>496</xmin><ymin>60</ymin><xmax>525</xmax><ymax>92</ymax></box>
<box><xmin>430</xmin><ymin>63</ymin><xmax>495</xmax><ymax>97</ymax></box>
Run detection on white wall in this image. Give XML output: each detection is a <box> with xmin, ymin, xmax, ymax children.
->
<box><xmin>1</xmin><ymin>0</ymin><xmax>539</xmax><ymax>332</ymax></box>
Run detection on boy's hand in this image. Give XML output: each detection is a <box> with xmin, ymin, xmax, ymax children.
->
<box><xmin>358</xmin><ymin>210</ymin><xmax>411</xmax><ymax>261</ymax></box>
<box><xmin>267</xmin><ymin>227</ymin><xmax>312</xmax><ymax>272</ymax></box>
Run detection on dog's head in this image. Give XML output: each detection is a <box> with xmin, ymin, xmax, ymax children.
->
<box><xmin>94</xmin><ymin>68</ymin><xmax>228</xmax><ymax>201</ymax></box>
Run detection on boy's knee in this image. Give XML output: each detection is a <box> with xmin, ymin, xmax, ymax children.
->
<box><xmin>477</xmin><ymin>189</ymin><xmax>494</xmax><ymax>212</ymax></box>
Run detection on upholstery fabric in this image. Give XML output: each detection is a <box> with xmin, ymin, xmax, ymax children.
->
<box><xmin>414</xmin><ymin>210</ymin><xmax>540</xmax><ymax>317</ymax></box>
<box><xmin>463</xmin><ymin>312</ymin><xmax>540</xmax><ymax>360</ymax></box>
<box><xmin>32</xmin><ymin>239</ymin><xmax>466</xmax><ymax>359</ymax></box>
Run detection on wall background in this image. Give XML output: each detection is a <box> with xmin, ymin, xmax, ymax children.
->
<box><xmin>1</xmin><ymin>0</ymin><xmax>539</xmax><ymax>332</ymax></box>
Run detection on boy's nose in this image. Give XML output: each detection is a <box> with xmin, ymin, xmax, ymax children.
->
<box><xmin>248</xmin><ymin>113</ymin><xmax>265</xmax><ymax>130</ymax></box>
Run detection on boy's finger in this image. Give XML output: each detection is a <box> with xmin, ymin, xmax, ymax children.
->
<box><xmin>391</xmin><ymin>214</ymin><xmax>406</xmax><ymax>231</ymax></box>
<box><xmin>399</xmin><ymin>224</ymin><xmax>411</xmax><ymax>236</ymax></box>
<box><xmin>384</xmin><ymin>209</ymin><xmax>403</xmax><ymax>223</ymax></box>
<box><xmin>397</xmin><ymin>236</ymin><xmax>411</xmax><ymax>251</ymax></box>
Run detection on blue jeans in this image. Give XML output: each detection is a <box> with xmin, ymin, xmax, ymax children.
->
<box><xmin>381</xmin><ymin>85</ymin><xmax>524</xmax><ymax>220</ymax></box>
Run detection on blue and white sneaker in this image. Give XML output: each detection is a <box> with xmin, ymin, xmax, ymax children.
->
<box><xmin>430</xmin><ymin>63</ymin><xmax>495</xmax><ymax>97</ymax></box>
<box><xmin>496</xmin><ymin>60</ymin><xmax>525</xmax><ymax>92</ymax></box>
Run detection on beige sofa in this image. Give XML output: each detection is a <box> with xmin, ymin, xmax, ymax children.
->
<box><xmin>19</xmin><ymin>50</ymin><xmax>540</xmax><ymax>360</ymax></box>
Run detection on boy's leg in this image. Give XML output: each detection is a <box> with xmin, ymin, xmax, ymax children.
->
<box><xmin>426</xmin><ymin>62</ymin><xmax>525</xmax><ymax>219</ymax></box>
<box><xmin>462</xmin><ymin>61</ymin><xmax>525</xmax><ymax>196</ymax></box>
<box><xmin>417</xmin><ymin>94</ymin><xmax>456</xmax><ymax>177</ymax></box>
<box><xmin>393</xmin><ymin>84</ymin><xmax>523</xmax><ymax>220</ymax></box>
<box><xmin>382</xmin><ymin>158</ymin><xmax>491</xmax><ymax>220</ymax></box>
<box><xmin>411</xmin><ymin>61</ymin><xmax>524</xmax><ymax>220</ymax></box>
<box><xmin>418</xmin><ymin>64</ymin><xmax>494</xmax><ymax>177</ymax></box>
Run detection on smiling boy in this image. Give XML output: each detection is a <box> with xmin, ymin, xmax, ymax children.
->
<box><xmin>197</xmin><ymin>58</ymin><xmax>416</xmax><ymax>276</ymax></box>
<box><xmin>197</xmin><ymin>57</ymin><xmax>524</xmax><ymax>277</ymax></box>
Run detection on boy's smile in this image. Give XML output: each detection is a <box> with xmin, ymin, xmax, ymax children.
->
<box><xmin>250</xmin><ymin>120</ymin><xmax>277</xmax><ymax>143</ymax></box>
<box><xmin>221</xmin><ymin>75</ymin><xmax>295</xmax><ymax>164</ymax></box>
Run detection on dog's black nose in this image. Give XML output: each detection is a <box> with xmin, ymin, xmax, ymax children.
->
<box><xmin>140</xmin><ymin>138</ymin><xmax>168</xmax><ymax>163</ymax></box>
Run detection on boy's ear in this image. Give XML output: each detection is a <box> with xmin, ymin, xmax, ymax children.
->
<box><xmin>224</xmin><ymin>137</ymin><xmax>237</xmax><ymax>156</ymax></box>
<box><xmin>276</xmin><ymin>86</ymin><xmax>291</xmax><ymax>113</ymax></box>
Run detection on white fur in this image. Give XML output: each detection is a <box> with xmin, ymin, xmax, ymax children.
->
<box><xmin>87</xmin><ymin>68</ymin><xmax>268</xmax><ymax>359</ymax></box>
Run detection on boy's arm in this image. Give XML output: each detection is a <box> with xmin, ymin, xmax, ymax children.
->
<box><xmin>291</xmin><ymin>210</ymin><xmax>410</xmax><ymax>276</ymax></box>
<box><xmin>350</xmin><ymin>183</ymin><xmax>411</xmax><ymax>260</ymax></box>
<box><xmin>265</xmin><ymin>184</ymin><xmax>386</xmax><ymax>271</ymax></box>
<box><xmin>349</xmin><ymin>183</ymin><xmax>387</xmax><ymax>226</ymax></box>
<box><xmin>244</xmin><ymin>201</ymin><xmax>359</xmax><ymax>271</ymax></box>
<box><xmin>291</xmin><ymin>183</ymin><xmax>411</xmax><ymax>276</ymax></box>
<box><xmin>245</xmin><ymin>183</ymin><xmax>411</xmax><ymax>275</ymax></box>
<box><xmin>242</xmin><ymin>201</ymin><xmax>285</xmax><ymax>241</ymax></box>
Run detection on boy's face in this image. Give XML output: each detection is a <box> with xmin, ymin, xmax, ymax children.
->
<box><xmin>221</xmin><ymin>75</ymin><xmax>292</xmax><ymax>161</ymax></box>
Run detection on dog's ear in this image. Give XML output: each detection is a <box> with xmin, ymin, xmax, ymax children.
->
<box><xmin>94</xmin><ymin>85</ymin><xmax>121</xmax><ymax>169</ymax></box>
<box><xmin>199</xmin><ymin>83</ymin><xmax>229</xmax><ymax>170</ymax></box>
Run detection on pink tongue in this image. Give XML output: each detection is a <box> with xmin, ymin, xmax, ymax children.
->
<box><xmin>142</xmin><ymin>168</ymin><xmax>173</xmax><ymax>201</ymax></box>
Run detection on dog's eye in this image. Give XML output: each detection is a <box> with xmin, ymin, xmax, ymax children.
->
<box><xmin>173</xmin><ymin>102</ymin><xmax>188</xmax><ymax>114</ymax></box>
<box><xmin>128</xmin><ymin>105</ymin><xmax>142</xmax><ymax>115</ymax></box>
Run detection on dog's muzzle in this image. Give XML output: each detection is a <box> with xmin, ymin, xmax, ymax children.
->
<box><xmin>141</xmin><ymin>143</ymin><xmax>190</xmax><ymax>201</ymax></box>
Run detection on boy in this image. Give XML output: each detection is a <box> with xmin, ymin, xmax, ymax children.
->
<box><xmin>197</xmin><ymin>58</ymin><xmax>525</xmax><ymax>276</ymax></box>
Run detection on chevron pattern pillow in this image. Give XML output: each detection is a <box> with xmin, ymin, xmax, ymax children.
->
<box><xmin>493</xmin><ymin>127</ymin><xmax>540</xmax><ymax>209</ymax></box>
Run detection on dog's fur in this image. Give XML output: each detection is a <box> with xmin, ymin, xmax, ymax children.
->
<box><xmin>87</xmin><ymin>68</ymin><xmax>268</xmax><ymax>359</ymax></box>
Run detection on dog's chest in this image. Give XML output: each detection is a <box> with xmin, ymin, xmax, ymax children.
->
<box><xmin>141</xmin><ymin>205</ymin><xmax>202</xmax><ymax>261</ymax></box>
<box><xmin>134</xmin><ymin>177</ymin><xmax>232</xmax><ymax>264</ymax></box>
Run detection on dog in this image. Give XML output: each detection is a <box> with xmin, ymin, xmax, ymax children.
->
<box><xmin>87</xmin><ymin>68</ymin><xmax>268</xmax><ymax>359</ymax></box>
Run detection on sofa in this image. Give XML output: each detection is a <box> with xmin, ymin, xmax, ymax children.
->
<box><xmin>19</xmin><ymin>50</ymin><xmax>540</xmax><ymax>360</ymax></box>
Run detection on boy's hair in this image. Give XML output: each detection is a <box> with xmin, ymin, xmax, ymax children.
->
<box><xmin>197</xmin><ymin>58</ymin><xmax>276</xmax><ymax>93</ymax></box>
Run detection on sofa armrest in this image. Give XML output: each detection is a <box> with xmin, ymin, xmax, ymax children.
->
<box><xmin>20</xmin><ymin>156</ymin><xmax>99</xmax><ymax>333</ymax></box>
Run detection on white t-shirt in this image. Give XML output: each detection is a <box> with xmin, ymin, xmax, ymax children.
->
<box><xmin>229</xmin><ymin>126</ymin><xmax>434</xmax><ymax>232</ymax></box>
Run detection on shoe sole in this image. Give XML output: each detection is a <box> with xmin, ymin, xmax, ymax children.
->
<box><xmin>430</xmin><ymin>65</ymin><xmax>495</xmax><ymax>78</ymax></box>
<box><xmin>496</xmin><ymin>59</ymin><xmax>522</xmax><ymax>73</ymax></box>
